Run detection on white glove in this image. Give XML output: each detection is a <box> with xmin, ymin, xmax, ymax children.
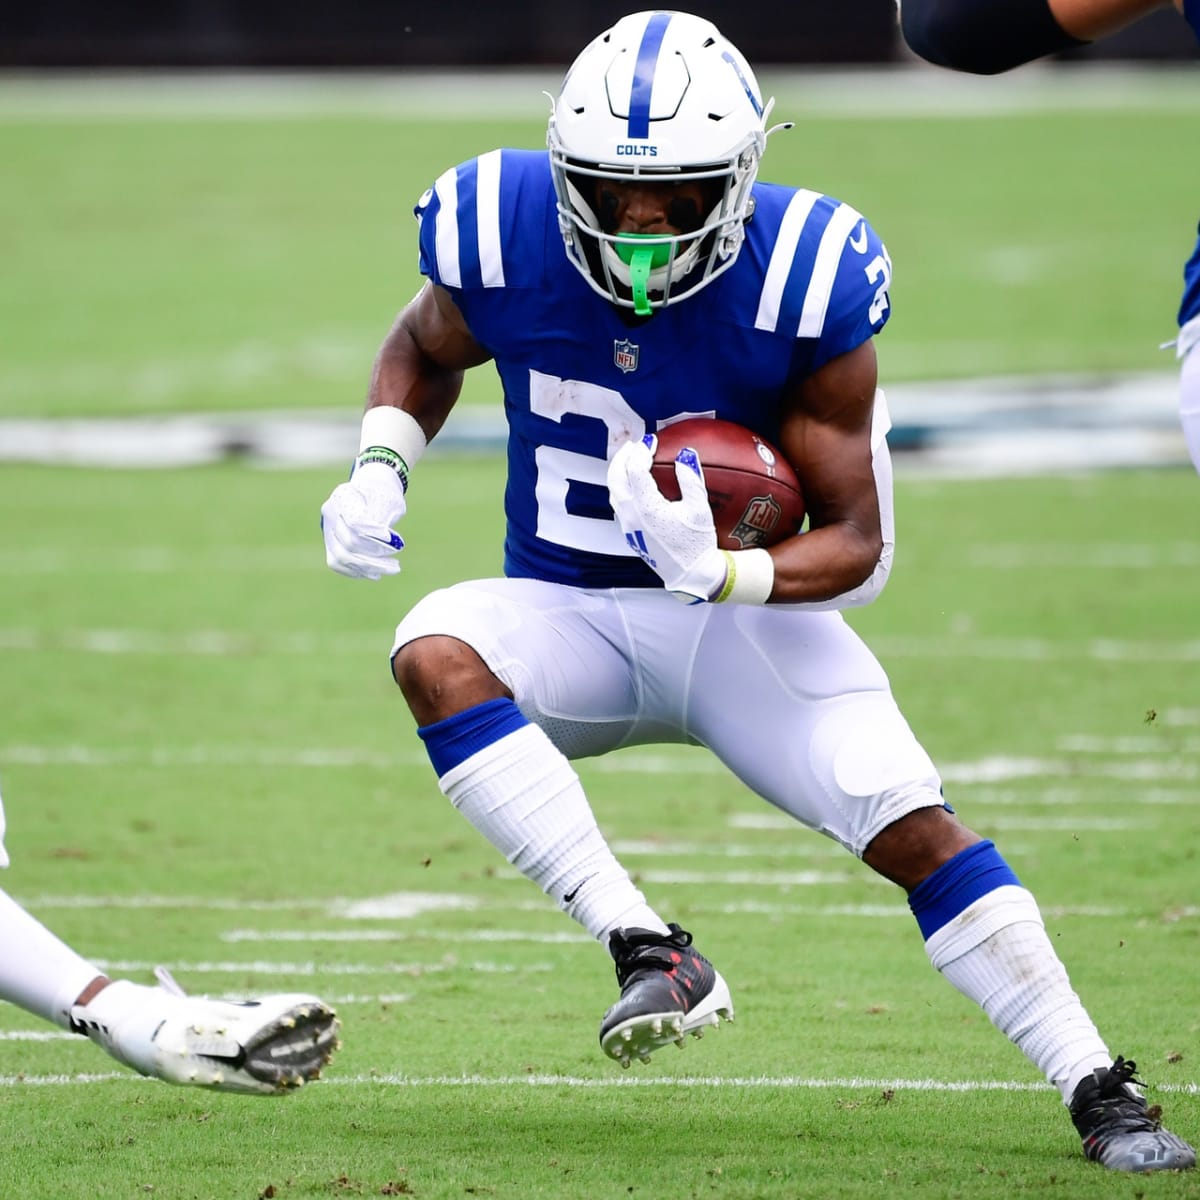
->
<box><xmin>320</xmin><ymin>460</ymin><xmax>407</xmax><ymax>580</ymax></box>
<box><xmin>607</xmin><ymin>435</ymin><xmax>728</xmax><ymax>604</ymax></box>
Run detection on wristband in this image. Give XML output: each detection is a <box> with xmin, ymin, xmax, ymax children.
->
<box><xmin>356</xmin><ymin>445</ymin><xmax>412</xmax><ymax>491</ymax></box>
<box><xmin>711</xmin><ymin>548</ymin><xmax>774</xmax><ymax>605</ymax></box>
<box><xmin>358</xmin><ymin>407</ymin><xmax>428</xmax><ymax>464</ymax></box>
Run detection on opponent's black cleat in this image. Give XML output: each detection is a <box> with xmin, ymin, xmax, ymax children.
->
<box><xmin>599</xmin><ymin>923</ymin><xmax>733</xmax><ymax>1068</ymax></box>
<box><xmin>1069</xmin><ymin>1056</ymin><xmax>1196</xmax><ymax>1172</ymax></box>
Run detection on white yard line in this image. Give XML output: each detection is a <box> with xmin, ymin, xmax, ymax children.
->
<box><xmin>219</xmin><ymin>929</ymin><xmax>592</xmax><ymax>944</ymax></box>
<box><xmin>10</xmin><ymin>893</ymin><xmax>1151</xmax><ymax>920</ymax></box>
<box><xmin>870</xmin><ymin>636</ymin><xmax>1200</xmax><ymax>663</ymax></box>
<box><xmin>1</xmin><ymin>744</ymin><xmax>1188</xmax><ymax>784</ymax></box>
<box><xmin>1</xmin><ymin>1070</ymin><xmax>1195</xmax><ymax>1093</ymax></box>
<box><xmin>89</xmin><ymin>959</ymin><xmax>556</xmax><ymax>975</ymax></box>
<box><xmin>3</xmin><ymin>628</ymin><xmax>1198</xmax><ymax>665</ymax></box>
<box><xmin>969</xmin><ymin>544</ymin><xmax>1200</xmax><ymax>569</ymax></box>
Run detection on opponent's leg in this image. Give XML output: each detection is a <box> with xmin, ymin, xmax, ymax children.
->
<box><xmin>0</xmin><ymin>886</ymin><xmax>339</xmax><ymax>1092</ymax></box>
<box><xmin>0</xmin><ymin>886</ymin><xmax>108</xmax><ymax>1028</ymax></box>
<box><xmin>391</xmin><ymin>581</ymin><xmax>732</xmax><ymax>1065</ymax></box>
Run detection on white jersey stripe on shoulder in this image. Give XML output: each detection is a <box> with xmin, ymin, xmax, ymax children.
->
<box><xmin>796</xmin><ymin>202</ymin><xmax>863</xmax><ymax>340</ymax></box>
<box><xmin>475</xmin><ymin>149</ymin><xmax>506</xmax><ymax>288</ymax></box>
<box><xmin>432</xmin><ymin>166</ymin><xmax>461</xmax><ymax>288</ymax></box>
<box><xmin>754</xmin><ymin>189</ymin><xmax>821</xmax><ymax>334</ymax></box>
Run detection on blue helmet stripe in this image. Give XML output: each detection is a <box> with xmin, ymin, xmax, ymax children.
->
<box><xmin>722</xmin><ymin>50</ymin><xmax>763</xmax><ymax>117</ymax></box>
<box><xmin>627</xmin><ymin>11</ymin><xmax>673</xmax><ymax>139</ymax></box>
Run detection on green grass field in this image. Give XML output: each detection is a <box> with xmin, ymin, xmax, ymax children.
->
<box><xmin>1</xmin><ymin>462</ymin><xmax>1197</xmax><ymax>1199</ymax></box>
<box><xmin>0</xmin><ymin>70</ymin><xmax>1198</xmax><ymax>1199</ymax></box>
<box><xmin>0</xmin><ymin>69</ymin><xmax>1197</xmax><ymax>420</ymax></box>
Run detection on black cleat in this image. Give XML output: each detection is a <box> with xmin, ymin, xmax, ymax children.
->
<box><xmin>1069</xmin><ymin>1056</ymin><xmax>1196</xmax><ymax>1172</ymax></box>
<box><xmin>599</xmin><ymin>923</ymin><xmax>733</xmax><ymax>1068</ymax></box>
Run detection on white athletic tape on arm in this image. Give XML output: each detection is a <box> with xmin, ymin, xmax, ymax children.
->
<box><xmin>713</xmin><ymin>547</ymin><xmax>775</xmax><ymax>605</ymax></box>
<box><xmin>358</xmin><ymin>406</ymin><xmax>428</xmax><ymax>466</ymax></box>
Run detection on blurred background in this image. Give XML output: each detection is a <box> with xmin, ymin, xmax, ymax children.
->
<box><xmin>1</xmin><ymin>2</ymin><xmax>1197</xmax><ymax>472</ymax></box>
<box><xmin>2</xmin><ymin>0</ymin><xmax>1196</xmax><ymax>67</ymax></box>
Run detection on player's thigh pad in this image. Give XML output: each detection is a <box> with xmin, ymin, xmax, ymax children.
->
<box><xmin>687</xmin><ymin>605</ymin><xmax>943</xmax><ymax>855</ymax></box>
<box><xmin>393</xmin><ymin>579</ymin><xmax>649</xmax><ymax>757</ymax></box>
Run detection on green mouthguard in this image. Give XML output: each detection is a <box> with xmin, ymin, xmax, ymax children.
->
<box><xmin>615</xmin><ymin>235</ymin><xmax>672</xmax><ymax>315</ymax></box>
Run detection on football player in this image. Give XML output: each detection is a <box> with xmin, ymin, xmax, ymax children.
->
<box><xmin>321</xmin><ymin>10</ymin><xmax>1194</xmax><ymax>1172</ymax></box>
<box><xmin>0</xmin><ymin>786</ymin><xmax>340</xmax><ymax>1092</ymax></box>
<box><xmin>898</xmin><ymin>0</ymin><xmax>1200</xmax><ymax>472</ymax></box>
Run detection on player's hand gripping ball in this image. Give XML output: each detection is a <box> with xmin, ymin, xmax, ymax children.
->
<box><xmin>650</xmin><ymin>418</ymin><xmax>805</xmax><ymax>549</ymax></box>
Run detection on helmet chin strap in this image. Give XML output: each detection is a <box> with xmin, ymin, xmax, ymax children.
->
<box><xmin>614</xmin><ymin>236</ymin><xmax>673</xmax><ymax>315</ymax></box>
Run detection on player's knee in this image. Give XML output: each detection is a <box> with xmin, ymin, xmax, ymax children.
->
<box><xmin>899</xmin><ymin>0</ymin><xmax>1081</xmax><ymax>75</ymax></box>
<box><xmin>392</xmin><ymin>635</ymin><xmax>509</xmax><ymax>726</ymax></box>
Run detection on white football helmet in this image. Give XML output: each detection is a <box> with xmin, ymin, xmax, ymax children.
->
<box><xmin>548</xmin><ymin>11</ymin><xmax>775</xmax><ymax>315</ymax></box>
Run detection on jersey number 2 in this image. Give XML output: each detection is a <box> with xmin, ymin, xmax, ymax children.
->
<box><xmin>528</xmin><ymin>369</ymin><xmax>652</xmax><ymax>556</ymax></box>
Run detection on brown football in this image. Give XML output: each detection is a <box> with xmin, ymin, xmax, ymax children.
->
<box><xmin>649</xmin><ymin>418</ymin><xmax>805</xmax><ymax>550</ymax></box>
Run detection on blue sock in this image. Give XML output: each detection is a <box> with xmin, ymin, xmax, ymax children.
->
<box><xmin>417</xmin><ymin>697</ymin><xmax>529</xmax><ymax>777</ymax></box>
<box><xmin>907</xmin><ymin>840</ymin><xmax>1022</xmax><ymax>941</ymax></box>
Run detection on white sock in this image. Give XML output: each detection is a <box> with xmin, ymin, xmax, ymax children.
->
<box><xmin>925</xmin><ymin>885</ymin><xmax>1111</xmax><ymax>1102</ymax></box>
<box><xmin>437</xmin><ymin>723</ymin><xmax>668</xmax><ymax>941</ymax></box>
<box><xmin>0</xmin><ymin>887</ymin><xmax>106</xmax><ymax>1028</ymax></box>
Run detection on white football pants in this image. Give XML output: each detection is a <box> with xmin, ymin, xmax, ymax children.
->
<box><xmin>394</xmin><ymin>581</ymin><xmax>944</xmax><ymax>856</ymax></box>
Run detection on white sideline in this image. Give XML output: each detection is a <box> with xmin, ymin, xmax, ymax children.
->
<box><xmin>10</xmin><ymin>894</ymin><xmax>1152</xmax><ymax>919</ymax></box>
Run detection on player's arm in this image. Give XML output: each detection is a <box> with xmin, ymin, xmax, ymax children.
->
<box><xmin>321</xmin><ymin>283</ymin><xmax>492</xmax><ymax>580</ymax></box>
<box><xmin>899</xmin><ymin>0</ymin><xmax>1181</xmax><ymax>73</ymax></box>
<box><xmin>767</xmin><ymin>339</ymin><xmax>885</xmax><ymax>604</ymax></box>
<box><xmin>606</xmin><ymin>337</ymin><xmax>890</xmax><ymax>607</ymax></box>
<box><xmin>1049</xmin><ymin>0</ymin><xmax>1181</xmax><ymax>39</ymax></box>
<box><xmin>364</xmin><ymin>281</ymin><xmax>493</xmax><ymax>447</ymax></box>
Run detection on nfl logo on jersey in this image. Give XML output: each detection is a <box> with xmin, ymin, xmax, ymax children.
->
<box><xmin>613</xmin><ymin>339</ymin><xmax>639</xmax><ymax>373</ymax></box>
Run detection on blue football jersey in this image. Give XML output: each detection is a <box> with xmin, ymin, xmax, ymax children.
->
<box><xmin>1179</xmin><ymin>222</ymin><xmax>1200</xmax><ymax>329</ymax></box>
<box><xmin>414</xmin><ymin>149</ymin><xmax>892</xmax><ymax>588</ymax></box>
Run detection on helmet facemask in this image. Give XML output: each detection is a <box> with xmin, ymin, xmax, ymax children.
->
<box><xmin>552</xmin><ymin>146</ymin><xmax>761</xmax><ymax>315</ymax></box>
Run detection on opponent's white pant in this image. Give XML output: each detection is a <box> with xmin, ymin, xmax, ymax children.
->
<box><xmin>1179</xmin><ymin>320</ymin><xmax>1200</xmax><ymax>475</ymax></box>
<box><xmin>394</xmin><ymin>581</ymin><xmax>944</xmax><ymax>856</ymax></box>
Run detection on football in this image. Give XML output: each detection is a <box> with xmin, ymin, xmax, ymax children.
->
<box><xmin>649</xmin><ymin>417</ymin><xmax>805</xmax><ymax>550</ymax></box>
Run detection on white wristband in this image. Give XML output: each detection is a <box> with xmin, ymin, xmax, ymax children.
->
<box><xmin>712</xmin><ymin>548</ymin><xmax>775</xmax><ymax>605</ymax></box>
<box><xmin>358</xmin><ymin>406</ymin><xmax>428</xmax><ymax>466</ymax></box>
